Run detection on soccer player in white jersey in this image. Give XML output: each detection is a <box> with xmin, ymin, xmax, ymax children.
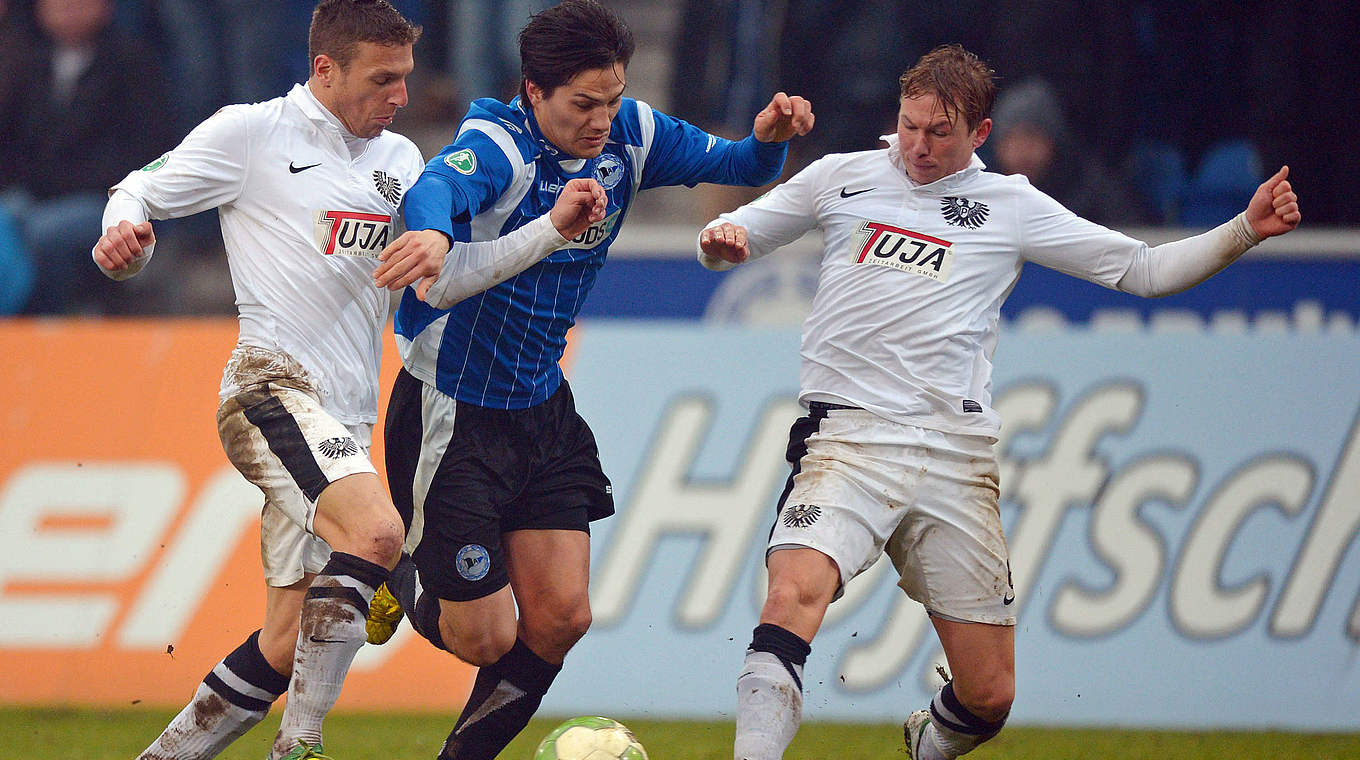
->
<box><xmin>89</xmin><ymin>2</ymin><xmax>607</xmax><ymax>760</ymax></box>
<box><xmin>697</xmin><ymin>44</ymin><xmax>1301</xmax><ymax>760</ymax></box>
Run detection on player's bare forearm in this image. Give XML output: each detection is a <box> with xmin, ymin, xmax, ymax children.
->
<box><xmin>374</xmin><ymin>229</ymin><xmax>450</xmax><ymax>290</ymax></box>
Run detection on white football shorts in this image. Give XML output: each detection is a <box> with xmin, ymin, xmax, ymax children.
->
<box><xmin>216</xmin><ymin>346</ymin><xmax>376</xmax><ymax>586</ymax></box>
<box><xmin>769</xmin><ymin>405</ymin><xmax>1015</xmax><ymax>625</ymax></box>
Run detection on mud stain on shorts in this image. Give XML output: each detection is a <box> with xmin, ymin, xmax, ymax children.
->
<box><xmin>222</xmin><ymin>345</ymin><xmax>318</xmax><ymax>397</ymax></box>
<box><xmin>216</xmin><ymin>346</ymin><xmax>321</xmax><ymax>487</ymax></box>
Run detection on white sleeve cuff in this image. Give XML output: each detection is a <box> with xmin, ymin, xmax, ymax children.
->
<box><xmin>94</xmin><ymin>189</ymin><xmax>155</xmax><ymax>281</ymax></box>
<box><xmin>696</xmin><ymin>219</ymin><xmax>738</xmax><ymax>271</ymax></box>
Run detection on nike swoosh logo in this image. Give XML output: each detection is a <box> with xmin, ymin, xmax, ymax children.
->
<box><xmin>308</xmin><ymin>635</ymin><xmax>345</xmax><ymax>644</ymax></box>
<box><xmin>840</xmin><ymin>187</ymin><xmax>875</xmax><ymax>198</ymax></box>
<box><xmin>289</xmin><ymin>162</ymin><xmax>321</xmax><ymax>174</ymax></box>
<box><xmin>1002</xmin><ymin>593</ymin><xmax>1015</xmax><ymax>606</ymax></box>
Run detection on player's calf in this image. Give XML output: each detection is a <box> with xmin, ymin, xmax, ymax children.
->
<box><xmin>909</xmin><ymin>680</ymin><xmax>1009</xmax><ymax>760</ymax></box>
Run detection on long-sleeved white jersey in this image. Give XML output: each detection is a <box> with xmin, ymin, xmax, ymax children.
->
<box><xmin>705</xmin><ymin>138</ymin><xmax>1151</xmax><ymax>438</ymax></box>
<box><xmin>105</xmin><ymin>84</ymin><xmax>426</xmax><ymax>425</ymax></box>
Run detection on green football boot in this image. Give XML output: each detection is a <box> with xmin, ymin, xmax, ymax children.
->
<box><xmin>275</xmin><ymin>740</ymin><xmax>333</xmax><ymax>760</ymax></box>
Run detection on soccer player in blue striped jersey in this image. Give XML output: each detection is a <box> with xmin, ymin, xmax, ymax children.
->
<box><xmin>366</xmin><ymin>2</ymin><xmax>812</xmax><ymax>758</ymax></box>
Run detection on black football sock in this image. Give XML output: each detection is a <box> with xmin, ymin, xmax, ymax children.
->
<box><xmin>437</xmin><ymin>638</ymin><xmax>561</xmax><ymax>760</ymax></box>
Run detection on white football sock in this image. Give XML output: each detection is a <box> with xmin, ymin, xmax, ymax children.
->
<box><xmin>915</xmin><ymin>723</ymin><xmax>951</xmax><ymax>760</ymax></box>
<box><xmin>139</xmin><ymin>631</ymin><xmax>287</xmax><ymax>760</ymax></box>
<box><xmin>271</xmin><ymin>553</ymin><xmax>385</xmax><ymax>758</ymax></box>
<box><xmin>734</xmin><ymin>651</ymin><xmax>803</xmax><ymax>760</ymax></box>
<box><xmin>922</xmin><ymin>682</ymin><xmax>1007</xmax><ymax>759</ymax></box>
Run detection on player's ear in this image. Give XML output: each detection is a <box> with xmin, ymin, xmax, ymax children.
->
<box><xmin>972</xmin><ymin>118</ymin><xmax>992</xmax><ymax>149</ymax></box>
<box><xmin>313</xmin><ymin>54</ymin><xmax>337</xmax><ymax>86</ymax></box>
<box><xmin>525</xmin><ymin>80</ymin><xmax>545</xmax><ymax>107</ymax></box>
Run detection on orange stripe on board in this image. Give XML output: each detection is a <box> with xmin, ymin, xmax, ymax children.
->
<box><xmin>0</xmin><ymin>318</ymin><xmax>473</xmax><ymax>709</ymax></box>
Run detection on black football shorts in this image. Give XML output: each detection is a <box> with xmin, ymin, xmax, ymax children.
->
<box><xmin>384</xmin><ymin>368</ymin><xmax>615</xmax><ymax>601</ymax></box>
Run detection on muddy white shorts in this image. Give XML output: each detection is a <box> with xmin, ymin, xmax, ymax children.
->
<box><xmin>216</xmin><ymin>346</ymin><xmax>376</xmax><ymax>586</ymax></box>
<box><xmin>769</xmin><ymin>402</ymin><xmax>1015</xmax><ymax>625</ymax></box>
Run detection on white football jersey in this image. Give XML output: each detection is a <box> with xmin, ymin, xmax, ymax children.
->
<box><xmin>716</xmin><ymin>136</ymin><xmax>1147</xmax><ymax>437</ymax></box>
<box><xmin>111</xmin><ymin>84</ymin><xmax>426</xmax><ymax>424</ymax></box>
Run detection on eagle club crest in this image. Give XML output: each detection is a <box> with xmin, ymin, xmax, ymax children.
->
<box><xmin>782</xmin><ymin>503</ymin><xmax>822</xmax><ymax>529</ymax></box>
<box><xmin>317</xmin><ymin>436</ymin><xmax>359</xmax><ymax>459</ymax></box>
<box><xmin>372</xmin><ymin>170</ymin><xmax>402</xmax><ymax>205</ymax></box>
<box><xmin>940</xmin><ymin>196</ymin><xmax>990</xmax><ymax>229</ymax></box>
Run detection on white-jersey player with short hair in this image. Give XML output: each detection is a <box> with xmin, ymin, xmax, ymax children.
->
<box><xmin>89</xmin><ymin>3</ymin><xmax>606</xmax><ymax>760</ymax></box>
<box><xmin>697</xmin><ymin>43</ymin><xmax>1301</xmax><ymax>760</ymax></box>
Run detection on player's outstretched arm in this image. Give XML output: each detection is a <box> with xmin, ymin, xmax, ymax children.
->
<box><xmin>698</xmin><ymin>222</ymin><xmax>750</xmax><ymax>271</ymax></box>
<box><xmin>403</xmin><ymin>179</ymin><xmax>608</xmax><ymax>307</ymax></box>
<box><xmin>1116</xmin><ymin>165</ymin><xmax>1302</xmax><ymax>298</ymax></box>
<box><xmin>93</xmin><ymin>220</ymin><xmax>156</xmax><ymax>280</ymax></box>
<box><xmin>1245</xmin><ymin>165</ymin><xmax>1301</xmax><ymax>239</ymax></box>
<box><xmin>375</xmin><ymin>178</ymin><xmax>606</xmax><ymax>300</ymax></box>
<box><xmin>752</xmin><ymin>92</ymin><xmax>814</xmax><ymax>143</ymax></box>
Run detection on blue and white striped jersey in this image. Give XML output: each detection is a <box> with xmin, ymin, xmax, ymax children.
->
<box><xmin>396</xmin><ymin>95</ymin><xmax>788</xmax><ymax>409</ymax></box>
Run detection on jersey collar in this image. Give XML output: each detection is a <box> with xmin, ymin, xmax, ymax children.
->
<box><xmin>292</xmin><ymin>83</ymin><xmax>343</xmax><ymax>130</ymax></box>
<box><xmin>293</xmin><ymin>83</ymin><xmax>368</xmax><ymax>140</ymax></box>
<box><xmin>882</xmin><ymin>133</ymin><xmax>986</xmax><ymax>192</ymax></box>
<box><xmin>294</xmin><ymin>83</ymin><xmax>372</xmax><ymax>159</ymax></box>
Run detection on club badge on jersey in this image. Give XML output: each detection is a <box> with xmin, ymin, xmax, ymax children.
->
<box><xmin>851</xmin><ymin>220</ymin><xmax>954</xmax><ymax>282</ymax></box>
<box><xmin>314</xmin><ymin>210</ymin><xmax>393</xmax><ymax>259</ymax></box>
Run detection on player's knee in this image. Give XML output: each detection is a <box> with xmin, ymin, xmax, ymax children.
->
<box><xmin>342</xmin><ymin>512</ymin><xmax>404</xmax><ymax>568</ymax></box>
<box><xmin>314</xmin><ymin>510</ymin><xmax>404</xmax><ymax>568</ymax></box>
<box><xmin>446</xmin><ymin>619</ymin><xmax>516</xmax><ymax>667</ymax></box>
<box><xmin>553</xmin><ymin>602</ymin><xmax>592</xmax><ymax>647</ymax></box>
<box><xmin>958</xmin><ymin>672</ymin><xmax>1014</xmax><ymax>723</ymax></box>
<box><xmin>534</xmin><ymin>599</ymin><xmax>592</xmax><ymax>648</ymax></box>
<box><xmin>365</xmin><ymin>520</ymin><xmax>405</xmax><ymax>567</ymax></box>
<box><xmin>762</xmin><ymin>575</ymin><xmax>829</xmax><ymax>624</ymax></box>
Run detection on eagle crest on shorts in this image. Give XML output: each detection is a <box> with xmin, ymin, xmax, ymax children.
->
<box><xmin>372</xmin><ymin>170</ymin><xmax>403</xmax><ymax>205</ymax></box>
<box><xmin>940</xmin><ymin>196</ymin><xmax>989</xmax><ymax>229</ymax></box>
<box><xmin>317</xmin><ymin>436</ymin><xmax>360</xmax><ymax>459</ymax></box>
<box><xmin>782</xmin><ymin>503</ymin><xmax>822</xmax><ymax>529</ymax></box>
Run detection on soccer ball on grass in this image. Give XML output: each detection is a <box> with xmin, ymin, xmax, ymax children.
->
<box><xmin>534</xmin><ymin>716</ymin><xmax>648</xmax><ymax>760</ymax></box>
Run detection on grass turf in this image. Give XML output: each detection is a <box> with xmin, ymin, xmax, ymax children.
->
<box><xmin>6</xmin><ymin>707</ymin><xmax>1359</xmax><ymax>759</ymax></box>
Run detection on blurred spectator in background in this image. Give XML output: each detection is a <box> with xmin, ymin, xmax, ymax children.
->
<box><xmin>115</xmin><ymin>0</ymin><xmax>301</xmax><ymax>132</ymax></box>
<box><xmin>0</xmin><ymin>204</ymin><xmax>33</xmax><ymax>316</ymax></box>
<box><xmin>670</xmin><ymin>0</ymin><xmax>778</xmax><ymax>138</ymax></box>
<box><xmin>774</xmin><ymin>0</ymin><xmax>908</xmax><ymax>163</ymax></box>
<box><xmin>0</xmin><ymin>0</ymin><xmax>174</xmax><ymax>314</ymax></box>
<box><xmin>448</xmin><ymin>0</ymin><xmax>551</xmax><ymax>108</ymax></box>
<box><xmin>990</xmin><ymin>78</ymin><xmax>1149</xmax><ymax>227</ymax></box>
<box><xmin>0</xmin><ymin>0</ymin><xmax>35</xmax><ymax>314</ymax></box>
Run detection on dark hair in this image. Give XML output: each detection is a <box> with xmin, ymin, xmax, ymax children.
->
<box><xmin>309</xmin><ymin>0</ymin><xmax>422</xmax><ymax>70</ymax></box>
<box><xmin>518</xmin><ymin>0</ymin><xmax>635</xmax><ymax>100</ymax></box>
<box><xmin>898</xmin><ymin>44</ymin><xmax>996</xmax><ymax>131</ymax></box>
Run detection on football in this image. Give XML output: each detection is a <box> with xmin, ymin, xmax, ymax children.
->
<box><xmin>533</xmin><ymin>716</ymin><xmax>648</xmax><ymax>760</ymax></box>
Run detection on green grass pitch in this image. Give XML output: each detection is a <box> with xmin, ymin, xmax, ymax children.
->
<box><xmin>6</xmin><ymin>707</ymin><xmax>1359</xmax><ymax>759</ymax></box>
